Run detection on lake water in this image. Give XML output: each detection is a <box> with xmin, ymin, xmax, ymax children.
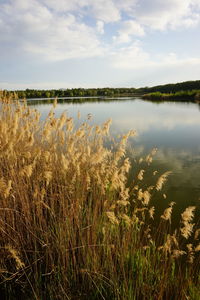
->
<box><xmin>28</xmin><ymin>97</ymin><xmax>200</xmax><ymax>224</ymax></box>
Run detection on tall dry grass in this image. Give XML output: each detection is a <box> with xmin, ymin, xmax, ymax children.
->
<box><xmin>0</xmin><ymin>91</ymin><xmax>199</xmax><ymax>299</ymax></box>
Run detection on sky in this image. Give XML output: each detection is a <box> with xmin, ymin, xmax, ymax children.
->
<box><xmin>0</xmin><ymin>0</ymin><xmax>200</xmax><ymax>90</ymax></box>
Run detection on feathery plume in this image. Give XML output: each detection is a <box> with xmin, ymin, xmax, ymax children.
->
<box><xmin>156</xmin><ymin>171</ymin><xmax>171</xmax><ymax>191</ymax></box>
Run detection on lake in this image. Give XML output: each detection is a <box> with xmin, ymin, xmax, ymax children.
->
<box><xmin>28</xmin><ymin>97</ymin><xmax>200</xmax><ymax>224</ymax></box>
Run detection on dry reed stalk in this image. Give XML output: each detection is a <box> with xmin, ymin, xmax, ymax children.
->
<box><xmin>0</xmin><ymin>93</ymin><xmax>199</xmax><ymax>300</ymax></box>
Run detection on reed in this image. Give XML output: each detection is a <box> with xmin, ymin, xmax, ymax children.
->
<box><xmin>0</xmin><ymin>91</ymin><xmax>199</xmax><ymax>299</ymax></box>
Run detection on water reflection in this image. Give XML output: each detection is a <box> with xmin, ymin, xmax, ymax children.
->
<box><xmin>27</xmin><ymin>97</ymin><xmax>131</xmax><ymax>105</ymax></box>
<box><xmin>28</xmin><ymin>97</ymin><xmax>200</xmax><ymax>223</ymax></box>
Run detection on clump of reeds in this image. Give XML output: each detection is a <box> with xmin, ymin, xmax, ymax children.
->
<box><xmin>0</xmin><ymin>91</ymin><xmax>199</xmax><ymax>300</ymax></box>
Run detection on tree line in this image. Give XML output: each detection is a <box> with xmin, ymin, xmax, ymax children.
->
<box><xmin>3</xmin><ymin>80</ymin><xmax>200</xmax><ymax>99</ymax></box>
<box><xmin>11</xmin><ymin>88</ymin><xmax>137</xmax><ymax>99</ymax></box>
<box><xmin>140</xmin><ymin>80</ymin><xmax>200</xmax><ymax>93</ymax></box>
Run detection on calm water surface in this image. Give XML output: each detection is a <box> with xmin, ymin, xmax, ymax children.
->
<box><xmin>28</xmin><ymin>97</ymin><xmax>200</xmax><ymax>223</ymax></box>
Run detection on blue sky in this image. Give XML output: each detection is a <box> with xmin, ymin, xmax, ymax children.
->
<box><xmin>0</xmin><ymin>0</ymin><xmax>200</xmax><ymax>89</ymax></box>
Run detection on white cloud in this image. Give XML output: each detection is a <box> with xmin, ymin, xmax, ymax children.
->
<box><xmin>115</xmin><ymin>0</ymin><xmax>200</xmax><ymax>31</ymax></box>
<box><xmin>123</xmin><ymin>0</ymin><xmax>200</xmax><ymax>30</ymax></box>
<box><xmin>42</xmin><ymin>0</ymin><xmax>121</xmax><ymax>23</ymax></box>
<box><xmin>0</xmin><ymin>0</ymin><xmax>200</xmax><ymax>64</ymax></box>
<box><xmin>158</xmin><ymin>54</ymin><xmax>200</xmax><ymax>68</ymax></box>
<box><xmin>111</xmin><ymin>42</ymin><xmax>200</xmax><ymax>70</ymax></box>
<box><xmin>113</xmin><ymin>20</ymin><xmax>145</xmax><ymax>44</ymax></box>
<box><xmin>23</xmin><ymin>15</ymin><xmax>103</xmax><ymax>61</ymax></box>
<box><xmin>96</xmin><ymin>20</ymin><xmax>104</xmax><ymax>34</ymax></box>
<box><xmin>110</xmin><ymin>42</ymin><xmax>152</xmax><ymax>69</ymax></box>
<box><xmin>42</xmin><ymin>0</ymin><xmax>80</xmax><ymax>12</ymax></box>
<box><xmin>191</xmin><ymin>0</ymin><xmax>200</xmax><ymax>9</ymax></box>
<box><xmin>0</xmin><ymin>0</ymin><xmax>104</xmax><ymax>61</ymax></box>
<box><xmin>116</xmin><ymin>0</ymin><xmax>137</xmax><ymax>13</ymax></box>
<box><xmin>1</xmin><ymin>0</ymin><xmax>200</xmax><ymax>88</ymax></box>
<box><xmin>89</xmin><ymin>0</ymin><xmax>121</xmax><ymax>23</ymax></box>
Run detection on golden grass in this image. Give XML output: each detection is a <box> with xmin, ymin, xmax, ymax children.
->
<box><xmin>0</xmin><ymin>90</ymin><xmax>199</xmax><ymax>299</ymax></box>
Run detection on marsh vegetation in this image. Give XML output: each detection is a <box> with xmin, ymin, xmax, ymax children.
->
<box><xmin>142</xmin><ymin>90</ymin><xmax>200</xmax><ymax>101</ymax></box>
<box><xmin>0</xmin><ymin>92</ymin><xmax>199</xmax><ymax>299</ymax></box>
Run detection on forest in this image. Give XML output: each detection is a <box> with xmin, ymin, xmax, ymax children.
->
<box><xmin>5</xmin><ymin>80</ymin><xmax>200</xmax><ymax>99</ymax></box>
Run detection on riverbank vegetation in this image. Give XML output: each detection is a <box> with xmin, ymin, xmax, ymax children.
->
<box><xmin>9</xmin><ymin>87</ymin><xmax>138</xmax><ymax>99</ymax></box>
<box><xmin>3</xmin><ymin>80</ymin><xmax>200</xmax><ymax>100</ymax></box>
<box><xmin>142</xmin><ymin>90</ymin><xmax>200</xmax><ymax>101</ymax></box>
<box><xmin>0</xmin><ymin>92</ymin><xmax>200</xmax><ymax>299</ymax></box>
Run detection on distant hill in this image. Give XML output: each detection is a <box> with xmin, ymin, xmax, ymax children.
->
<box><xmin>138</xmin><ymin>80</ymin><xmax>200</xmax><ymax>93</ymax></box>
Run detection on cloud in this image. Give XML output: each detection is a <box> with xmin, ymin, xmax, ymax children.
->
<box><xmin>110</xmin><ymin>41</ymin><xmax>200</xmax><ymax>71</ymax></box>
<box><xmin>89</xmin><ymin>0</ymin><xmax>121</xmax><ymax>23</ymax></box>
<box><xmin>1</xmin><ymin>0</ymin><xmax>200</xmax><ymax>90</ymax></box>
<box><xmin>0</xmin><ymin>0</ymin><xmax>104</xmax><ymax>61</ymax></box>
<box><xmin>191</xmin><ymin>0</ymin><xmax>200</xmax><ymax>9</ymax></box>
<box><xmin>113</xmin><ymin>20</ymin><xmax>145</xmax><ymax>44</ymax></box>
<box><xmin>124</xmin><ymin>0</ymin><xmax>200</xmax><ymax>30</ymax></box>
<box><xmin>42</xmin><ymin>0</ymin><xmax>121</xmax><ymax>23</ymax></box>
<box><xmin>116</xmin><ymin>0</ymin><xmax>137</xmax><ymax>12</ymax></box>
<box><xmin>114</xmin><ymin>0</ymin><xmax>200</xmax><ymax>31</ymax></box>
<box><xmin>0</xmin><ymin>0</ymin><xmax>200</xmax><ymax>64</ymax></box>
<box><xmin>41</xmin><ymin>0</ymin><xmax>80</xmax><ymax>12</ymax></box>
<box><xmin>111</xmin><ymin>42</ymin><xmax>151</xmax><ymax>69</ymax></box>
<box><xmin>23</xmin><ymin>16</ymin><xmax>103</xmax><ymax>61</ymax></box>
<box><xmin>96</xmin><ymin>20</ymin><xmax>104</xmax><ymax>34</ymax></box>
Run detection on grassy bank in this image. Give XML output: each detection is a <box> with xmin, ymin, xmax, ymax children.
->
<box><xmin>0</xmin><ymin>92</ymin><xmax>200</xmax><ymax>299</ymax></box>
<box><xmin>142</xmin><ymin>90</ymin><xmax>200</xmax><ymax>101</ymax></box>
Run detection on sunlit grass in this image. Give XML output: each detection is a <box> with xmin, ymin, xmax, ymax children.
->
<box><xmin>0</xmin><ymin>91</ymin><xmax>199</xmax><ymax>299</ymax></box>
